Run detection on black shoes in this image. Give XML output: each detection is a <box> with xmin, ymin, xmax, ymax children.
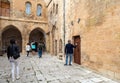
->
<box><xmin>64</xmin><ymin>64</ymin><xmax>67</xmax><ymax>66</ymax></box>
<box><xmin>69</xmin><ymin>64</ymin><xmax>72</xmax><ymax>66</ymax></box>
<box><xmin>64</xmin><ymin>64</ymin><xmax>72</xmax><ymax>66</ymax></box>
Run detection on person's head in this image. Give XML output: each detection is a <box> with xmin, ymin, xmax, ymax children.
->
<box><xmin>27</xmin><ymin>43</ymin><xmax>29</xmax><ymax>45</ymax></box>
<box><xmin>10</xmin><ymin>39</ymin><xmax>15</xmax><ymax>44</ymax></box>
<box><xmin>68</xmin><ymin>40</ymin><xmax>71</xmax><ymax>43</ymax></box>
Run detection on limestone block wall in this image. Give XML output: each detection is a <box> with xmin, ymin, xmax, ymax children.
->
<box><xmin>83</xmin><ymin>0</ymin><xmax>120</xmax><ymax>80</ymax></box>
<box><xmin>11</xmin><ymin>0</ymin><xmax>47</xmax><ymax>21</ymax></box>
<box><xmin>0</xmin><ymin>0</ymin><xmax>48</xmax><ymax>54</ymax></box>
<box><xmin>65</xmin><ymin>0</ymin><xmax>120</xmax><ymax>80</ymax></box>
<box><xmin>46</xmin><ymin>0</ymin><xmax>65</xmax><ymax>56</ymax></box>
<box><xmin>0</xmin><ymin>18</ymin><xmax>48</xmax><ymax>53</ymax></box>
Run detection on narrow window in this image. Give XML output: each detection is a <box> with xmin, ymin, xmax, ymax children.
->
<box><xmin>37</xmin><ymin>4</ymin><xmax>42</xmax><ymax>16</ymax></box>
<box><xmin>25</xmin><ymin>2</ymin><xmax>31</xmax><ymax>15</ymax></box>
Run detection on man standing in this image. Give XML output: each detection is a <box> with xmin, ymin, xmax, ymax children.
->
<box><xmin>64</xmin><ymin>40</ymin><xmax>77</xmax><ymax>66</ymax></box>
<box><xmin>38</xmin><ymin>43</ymin><xmax>43</xmax><ymax>58</ymax></box>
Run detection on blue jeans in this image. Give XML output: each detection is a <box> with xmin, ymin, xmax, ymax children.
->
<box><xmin>65</xmin><ymin>53</ymin><xmax>73</xmax><ymax>65</ymax></box>
<box><xmin>38</xmin><ymin>50</ymin><xmax>42</xmax><ymax>58</ymax></box>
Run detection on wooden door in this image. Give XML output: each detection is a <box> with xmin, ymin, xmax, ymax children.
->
<box><xmin>74</xmin><ymin>36</ymin><xmax>81</xmax><ymax>65</ymax></box>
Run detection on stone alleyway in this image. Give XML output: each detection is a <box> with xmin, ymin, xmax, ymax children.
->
<box><xmin>0</xmin><ymin>53</ymin><xmax>119</xmax><ymax>83</ymax></box>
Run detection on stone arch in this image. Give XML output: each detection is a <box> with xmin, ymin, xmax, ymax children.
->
<box><xmin>29</xmin><ymin>27</ymin><xmax>46</xmax><ymax>51</ymax></box>
<box><xmin>1</xmin><ymin>25</ymin><xmax>22</xmax><ymax>52</ymax></box>
<box><xmin>30</xmin><ymin>24</ymin><xmax>47</xmax><ymax>34</ymax></box>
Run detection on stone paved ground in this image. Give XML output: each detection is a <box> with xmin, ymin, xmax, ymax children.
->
<box><xmin>0</xmin><ymin>53</ymin><xmax>119</xmax><ymax>83</ymax></box>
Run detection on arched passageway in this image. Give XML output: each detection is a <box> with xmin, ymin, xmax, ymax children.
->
<box><xmin>2</xmin><ymin>25</ymin><xmax>22</xmax><ymax>52</ymax></box>
<box><xmin>29</xmin><ymin>28</ymin><xmax>46</xmax><ymax>51</ymax></box>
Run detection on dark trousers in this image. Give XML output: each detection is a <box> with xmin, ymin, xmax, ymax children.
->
<box><xmin>27</xmin><ymin>51</ymin><xmax>29</xmax><ymax>56</ymax></box>
<box><xmin>38</xmin><ymin>50</ymin><xmax>42</xmax><ymax>58</ymax></box>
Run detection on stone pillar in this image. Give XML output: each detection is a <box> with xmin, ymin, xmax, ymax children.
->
<box><xmin>22</xmin><ymin>38</ymin><xmax>25</xmax><ymax>55</ymax></box>
<box><xmin>22</xmin><ymin>35</ymin><xmax>29</xmax><ymax>55</ymax></box>
<box><xmin>0</xmin><ymin>32</ymin><xmax>2</xmax><ymax>56</ymax></box>
<box><xmin>21</xmin><ymin>24</ymin><xmax>30</xmax><ymax>55</ymax></box>
<box><xmin>0</xmin><ymin>39</ymin><xmax>1</xmax><ymax>48</ymax></box>
<box><xmin>50</xmin><ymin>32</ymin><xmax>52</xmax><ymax>54</ymax></box>
<box><xmin>46</xmin><ymin>32</ymin><xmax>50</xmax><ymax>53</ymax></box>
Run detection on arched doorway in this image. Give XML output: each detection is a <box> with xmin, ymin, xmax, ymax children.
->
<box><xmin>2</xmin><ymin>25</ymin><xmax>22</xmax><ymax>52</ymax></box>
<box><xmin>29</xmin><ymin>28</ymin><xmax>45</xmax><ymax>51</ymax></box>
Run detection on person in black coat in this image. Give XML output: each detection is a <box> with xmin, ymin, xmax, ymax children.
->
<box><xmin>64</xmin><ymin>40</ymin><xmax>77</xmax><ymax>66</ymax></box>
<box><xmin>7</xmin><ymin>39</ymin><xmax>20</xmax><ymax>82</ymax></box>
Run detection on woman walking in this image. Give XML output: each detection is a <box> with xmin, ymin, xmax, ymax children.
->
<box><xmin>26</xmin><ymin>43</ymin><xmax>31</xmax><ymax>57</ymax></box>
<box><xmin>7</xmin><ymin>39</ymin><xmax>20</xmax><ymax>82</ymax></box>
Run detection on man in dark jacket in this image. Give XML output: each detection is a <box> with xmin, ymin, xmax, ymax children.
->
<box><xmin>64</xmin><ymin>40</ymin><xmax>77</xmax><ymax>66</ymax></box>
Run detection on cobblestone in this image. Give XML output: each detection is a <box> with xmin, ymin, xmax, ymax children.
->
<box><xmin>0</xmin><ymin>53</ymin><xmax>119</xmax><ymax>83</ymax></box>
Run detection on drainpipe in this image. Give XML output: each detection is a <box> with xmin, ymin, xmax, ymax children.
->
<box><xmin>63</xmin><ymin>0</ymin><xmax>66</xmax><ymax>47</ymax></box>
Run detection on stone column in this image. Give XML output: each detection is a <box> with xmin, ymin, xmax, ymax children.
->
<box><xmin>0</xmin><ymin>32</ymin><xmax>2</xmax><ymax>56</ymax></box>
<box><xmin>21</xmin><ymin>24</ymin><xmax>30</xmax><ymax>55</ymax></box>
<box><xmin>22</xmin><ymin>35</ymin><xmax>29</xmax><ymax>55</ymax></box>
<box><xmin>46</xmin><ymin>32</ymin><xmax>50</xmax><ymax>53</ymax></box>
<box><xmin>22</xmin><ymin>38</ymin><xmax>25</xmax><ymax>55</ymax></box>
<box><xmin>50</xmin><ymin>32</ymin><xmax>52</xmax><ymax>54</ymax></box>
<box><xmin>0</xmin><ymin>31</ymin><xmax>1</xmax><ymax>45</ymax></box>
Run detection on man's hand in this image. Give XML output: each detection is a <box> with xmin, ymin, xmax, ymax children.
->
<box><xmin>75</xmin><ymin>43</ymin><xmax>77</xmax><ymax>46</ymax></box>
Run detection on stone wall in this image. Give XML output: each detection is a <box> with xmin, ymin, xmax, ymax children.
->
<box><xmin>0</xmin><ymin>0</ymin><xmax>48</xmax><ymax>54</ymax></box>
<box><xmin>46</xmin><ymin>0</ymin><xmax>65</xmax><ymax>57</ymax></box>
<box><xmin>65</xmin><ymin>0</ymin><xmax>120</xmax><ymax>80</ymax></box>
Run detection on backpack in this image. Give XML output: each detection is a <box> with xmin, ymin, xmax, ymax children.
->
<box><xmin>10</xmin><ymin>44</ymin><xmax>20</xmax><ymax>59</ymax></box>
<box><xmin>31</xmin><ymin>44</ymin><xmax>36</xmax><ymax>49</ymax></box>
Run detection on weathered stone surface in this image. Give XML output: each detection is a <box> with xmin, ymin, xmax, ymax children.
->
<box><xmin>0</xmin><ymin>53</ymin><xmax>119</xmax><ymax>83</ymax></box>
<box><xmin>46</xmin><ymin>0</ymin><xmax>120</xmax><ymax>80</ymax></box>
<box><xmin>0</xmin><ymin>0</ymin><xmax>120</xmax><ymax>81</ymax></box>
